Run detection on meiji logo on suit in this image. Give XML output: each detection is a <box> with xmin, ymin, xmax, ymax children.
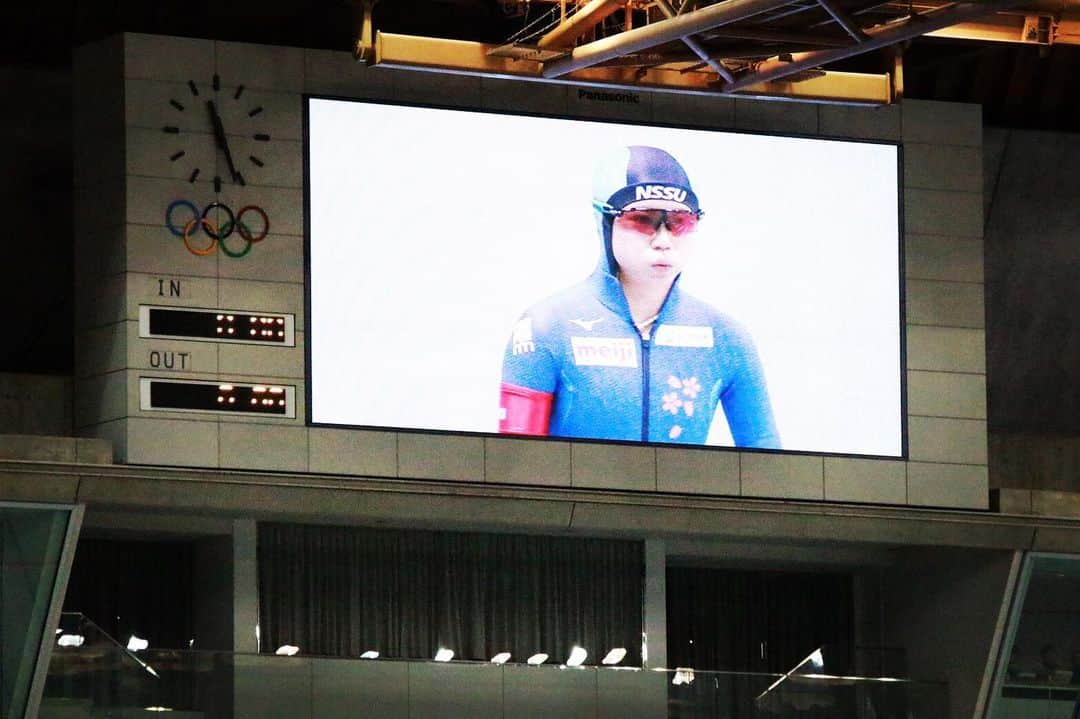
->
<box><xmin>571</xmin><ymin>337</ymin><xmax>638</xmax><ymax>367</ymax></box>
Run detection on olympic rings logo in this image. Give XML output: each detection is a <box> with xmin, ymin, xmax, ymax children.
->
<box><xmin>165</xmin><ymin>200</ymin><xmax>271</xmax><ymax>259</ymax></box>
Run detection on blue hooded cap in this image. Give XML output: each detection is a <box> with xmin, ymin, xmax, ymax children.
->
<box><xmin>591</xmin><ymin>146</ymin><xmax>700</xmax><ymax>274</ymax></box>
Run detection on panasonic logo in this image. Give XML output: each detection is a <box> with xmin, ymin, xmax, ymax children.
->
<box><xmin>636</xmin><ymin>185</ymin><xmax>687</xmax><ymax>203</ymax></box>
<box><xmin>577</xmin><ymin>89</ymin><xmax>641</xmax><ymax>104</ymax></box>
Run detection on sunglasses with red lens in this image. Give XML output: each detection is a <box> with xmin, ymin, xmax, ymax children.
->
<box><xmin>606</xmin><ymin>208</ymin><xmax>703</xmax><ymax>238</ymax></box>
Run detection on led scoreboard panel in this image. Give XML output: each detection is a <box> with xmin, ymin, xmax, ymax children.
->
<box><xmin>307</xmin><ymin>98</ymin><xmax>904</xmax><ymax>458</ymax></box>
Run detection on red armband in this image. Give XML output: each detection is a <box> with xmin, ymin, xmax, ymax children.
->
<box><xmin>499</xmin><ymin>382</ymin><xmax>553</xmax><ymax>435</ymax></box>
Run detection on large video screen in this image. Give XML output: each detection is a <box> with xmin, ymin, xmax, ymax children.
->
<box><xmin>307</xmin><ymin>97</ymin><xmax>903</xmax><ymax>458</ymax></box>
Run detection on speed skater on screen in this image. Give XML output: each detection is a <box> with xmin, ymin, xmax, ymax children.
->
<box><xmin>498</xmin><ymin>145</ymin><xmax>780</xmax><ymax>448</ymax></box>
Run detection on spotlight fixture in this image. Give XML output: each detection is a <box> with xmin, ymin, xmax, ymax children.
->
<box><xmin>526</xmin><ymin>653</ymin><xmax>549</xmax><ymax>665</ymax></box>
<box><xmin>755</xmin><ymin>647</ymin><xmax>826</xmax><ymax>702</ymax></box>
<box><xmin>566</xmin><ymin>646</ymin><xmax>588</xmax><ymax>667</ymax></box>
<box><xmin>275</xmin><ymin>645</ymin><xmax>300</xmax><ymax>656</ymax></box>
<box><xmin>672</xmin><ymin>667</ymin><xmax>695</xmax><ymax>686</ymax></box>
<box><xmin>601</xmin><ymin>648</ymin><xmax>627</xmax><ymax>665</ymax></box>
<box><xmin>434</xmin><ymin>648</ymin><xmax>454</xmax><ymax>662</ymax></box>
<box><xmin>360</xmin><ymin>650</ymin><xmax>380</xmax><ymax>659</ymax></box>
<box><xmin>490</xmin><ymin>652</ymin><xmax>512</xmax><ymax>664</ymax></box>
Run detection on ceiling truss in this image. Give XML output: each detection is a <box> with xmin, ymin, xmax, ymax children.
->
<box><xmin>358</xmin><ymin>0</ymin><xmax>1079</xmax><ymax>104</ymax></box>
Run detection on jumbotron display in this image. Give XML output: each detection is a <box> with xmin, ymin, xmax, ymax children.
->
<box><xmin>307</xmin><ymin>97</ymin><xmax>903</xmax><ymax>457</ymax></box>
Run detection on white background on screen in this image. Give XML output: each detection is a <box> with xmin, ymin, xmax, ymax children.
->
<box><xmin>308</xmin><ymin>99</ymin><xmax>902</xmax><ymax>456</ymax></box>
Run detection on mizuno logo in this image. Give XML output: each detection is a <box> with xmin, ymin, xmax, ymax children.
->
<box><xmin>636</xmin><ymin>185</ymin><xmax>687</xmax><ymax>203</ymax></box>
<box><xmin>570</xmin><ymin>318</ymin><xmax>603</xmax><ymax>331</ymax></box>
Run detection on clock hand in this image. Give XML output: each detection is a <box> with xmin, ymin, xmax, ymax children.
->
<box><xmin>207</xmin><ymin>99</ymin><xmax>243</xmax><ymax>185</ymax></box>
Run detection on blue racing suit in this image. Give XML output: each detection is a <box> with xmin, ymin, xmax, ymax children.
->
<box><xmin>500</xmin><ymin>267</ymin><xmax>781</xmax><ymax>447</ymax></box>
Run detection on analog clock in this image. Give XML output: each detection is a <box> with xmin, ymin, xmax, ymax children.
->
<box><xmin>161</xmin><ymin>73</ymin><xmax>272</xmax><ymax>192</ymax></box>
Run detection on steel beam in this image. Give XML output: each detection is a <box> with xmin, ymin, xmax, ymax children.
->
<box><xmin>541</xmin><ymin>0</ymin><xmax>802</xmax><ymax>77</ymax></box>
<box><xmin>816</xmin><ymin>0</ymin><xmax>871</xmax><ymax>40</ymax></box>
<box><xmin>538</xmin><ymin>0</ymin><xmax>626</xmax><ymax>48</ymax></box>
<box><xmin>372</xmin><ymin>32</ymin><xmax>892</xmax><ymax>103</ymax></box>
<box><xmin>699</xmin><ymin>26</ymin><xmax>852</xmax><ymax>46</ymax></box>
<box><xmin>722</xmin><ymin>0</ymin><xmax>1024</xmax><ymax>92</ymax></box>
<box><xmin>654</xmin><ymin>0</ymin><xmax>736</xmax><ymax>83</ymax></box>
<box><xmin>926</xmin><ymin>11</ymin><xmax>1080</xmax><ymax>44</ymax></box>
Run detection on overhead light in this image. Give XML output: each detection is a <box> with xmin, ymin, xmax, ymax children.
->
<box><xmin>490</xmin><ymin>652</ymin><xmax>511</xmax><ymax>664</ymax></box>
<box><xmin>434</xmin><ymin>648</ymin><xmax>454</xmax><ymax>662</ymax></box>
<box><xmin>566</xmin><ymin>646</ymin><xmax>588</xmax><ymax>667</ymax></box>
<box><xmin>809</xmin><ymin>649</ymin><xmax>824</xmax><ymax>668</ymax></box>
<box><xmin>672</xmin><ymin>667</ymin><xmax>695</xmax><ymax>686</ymax></box>
<box><xmin>275</xmin><ymin>645</ymin><xmax>300</xmax><ymax>656</ymax></box>
<box><xmin>57</xmin><ymin>634</ymin><xmax>85</xmax><ymax>648</ymax></box>
<box><xmin>127</xmin><ymin>635</ymin><xmax>149</xmax><ymax>652</ymax></box>
<box><xmin>144</xmin><ymin>707</ymin><xmax>173</xmax><ymax>712</ymax></box>
<box><xmin>601</xmin><ymin>648</ymin><xmax>627</xmax><ymax>665</ymax></box>
<box><xmin>360</xmin><ymin>650</ymin><xmax>380</xmax><ymax>659</ymax></box>
<box><xmin>526</xmin><ymin>653</ymin><xmax>549</xmax><ymax>665</ymax></box>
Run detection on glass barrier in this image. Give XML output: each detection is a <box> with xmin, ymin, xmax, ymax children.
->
<box><xmin>0</xmin><ymin>504</ymin><xmax>77</xmax><ymax>718</ymax></box>
<box><xmin>40</xmin><ymin>636</ymin><xmax>948</xmax><ymax>719</ymax></box>
<box><xmin>987</xmin><ymin>554</ymin><xmax>1080</xmax><ymax>719</ymax></box>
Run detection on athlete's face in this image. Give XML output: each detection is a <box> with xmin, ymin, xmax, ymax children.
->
<box><xmin>611</xmin><ymin>199</ymin><xmax>698</xmax><ymax>286</ymax></box>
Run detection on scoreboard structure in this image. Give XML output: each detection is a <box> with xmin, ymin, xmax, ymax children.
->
<box><xmin>73</xmin><ymin>33</ymin><xmax>989</xmax><ymax>510</ymax></box>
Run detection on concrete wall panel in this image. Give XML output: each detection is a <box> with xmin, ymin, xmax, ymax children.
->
<box><xmin>734</xmin><ymin>97</ymin><xmax>818</xmax><ymax>134</ymax></box>
<box><xmin>740</xmin><ymin>452</ymin><xmax>824</xmax><ymax>500</ymax></box>
<box><xmin>908</xmin><ymin>416</ymin><xmax>987</xmax><ymax>465</ymax></box>
<box><xmin>824</xmin><ymin>457</ymin><xmax>907</xmax><ymax>505</ymax></box>
<box><xmin>901</xmin><ymin>99</ymin><xmax>982</xmax><ymax>147</ymax></box>
<box><xmin>485</xmin><ymin>437</ymin><xmax>572</xmax><ymax>487</ymax></box>
<box><xmin>818</xmin><ymin>104</ymin><xmax>900</xmax><ymax>140</ymax></box>
<box><xmin>907</xmin><ymin>370</ymin><xmax>986</xmax><ymax>420</ymax></box>
<box><xmin>398</xmin><ymin>433</ymin><xmax>484</xmax><ymax>482</ymax></box>
<box><xmin>311</xmin><ymin>658</ymin><xmax>409</xmax><ymax>719</ymax></box>
<box><xmin>904</xmin><ymin>143</ymin><xmax>982</xmax><ymax>191</ymax></box>
<box><xmin>481</xmin><ymin>77</ymin><xmax>570</xmax><ymax>115</ymax></box>
<box><xmin>125</xmin><ymin>416</ymin><xmax>219</xmax><ymax>467</ymax></box>
<box><xmin>394</xmin><ymin>71</ymin><xmax>483</xmax><ymax>107</ymax></box>
<box><xmin>907</xmin><ymin>462</ymin><xmax>988</xmax><ymax>509</ymax></box>
<box><xmin>572</xmin><ymin>443</ymin><xmax>657</xmax><ymax>491</ymax></box>
<box><xmin>503</xmin><ymin>665</ymin><xmax>597</xmax><ymax>719</ymax></box>
<box><xmin>304</xmin><ymin>49</ymin><xmax>396</xmax><ymax>99</ymax></box>
<box><xmin>906</xmin><ymin>279</ymin><xmax>984</xmax><ymax>328</ymax></box>
<box><xmin>656</xmin><ymin>446</ymin><xmax>739</xmax><ymax>496</ymax></box>
<box><xmin>408</xmin><ymin>663</ymin><xmax>503</xmax><ymax>719</ymax></box>
<box><xmin>219</xmin><ymin>422</ymin><xmax>308</xmax><ymax>472</ymax></box>
<box><xmin>309</xmin><ymin>428</ymin><xmax>397</xmax><ymax>477</ymax></box>
<box><xmin>216</xmin><ymin>40</ymin><xmax>305</xmax><ymax>93</ymax></box>
<box><xmin>906</xmin><ymin>326</ymin><xmax>986</xmax><ymax>374</ymax></box>
<box><xmin>124</xmin><ymin>33</ymin><xmax>214</xmax><ymax>83</ymax></box>
<box><xmin>905</xmin><ymin>234</ymin><xmax>983</xmax><ymax>283</ymax></box>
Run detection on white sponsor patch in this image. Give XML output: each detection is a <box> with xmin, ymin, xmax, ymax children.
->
<box><xmin>512</xmin><ymin>318</ymin><xmax>536</xmax><ymax>355</ymax></box>
<box><xmin>653</xmin><ymin>324</ymin><xmax>714</xmax><ymax>348</ymax></box>
<box><xmin>571</xmin><ymin>337</ymin><xmax>638</xmax><ymax>367</ymax></box>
